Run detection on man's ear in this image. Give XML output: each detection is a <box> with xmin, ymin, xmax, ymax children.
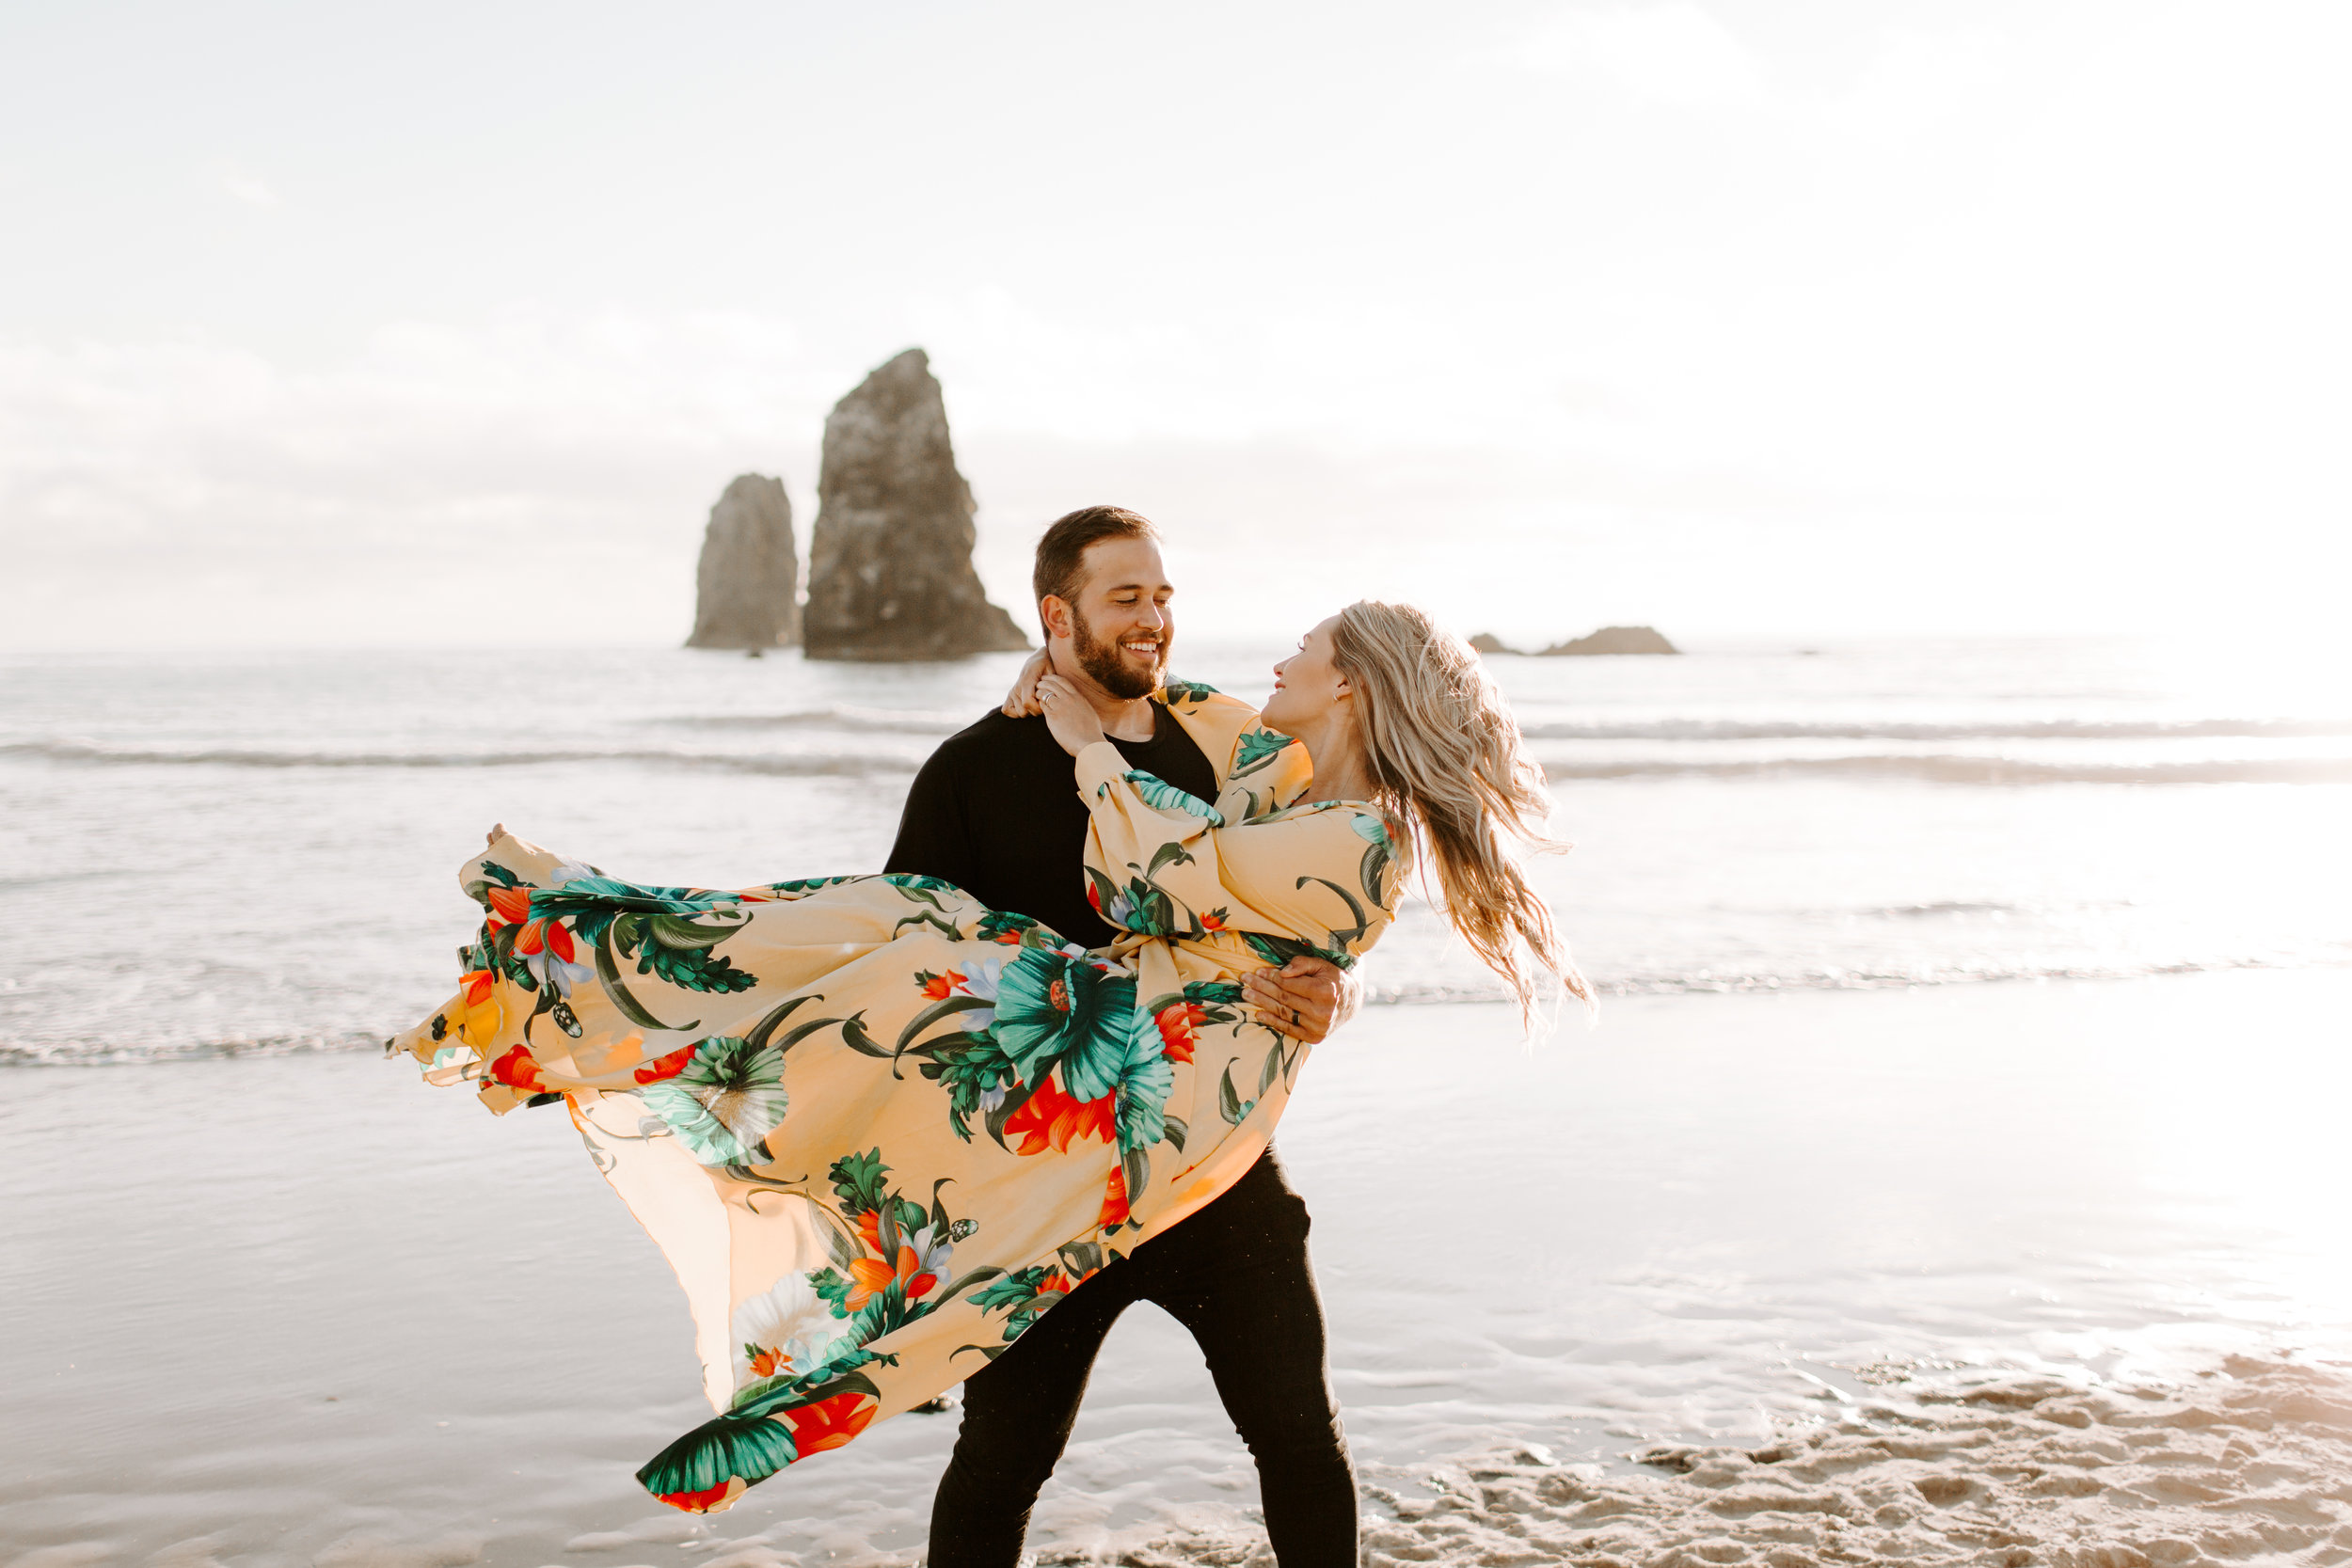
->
<box><xmin>1040</xmin><ymin>595</ymin><xmax>1074</xmax><ymax>641</ymax></box>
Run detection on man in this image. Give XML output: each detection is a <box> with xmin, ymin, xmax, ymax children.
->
<box><xmin>884</xmin><ymin>505</ymin><xmax>1363</xmax><ymax>1566</ymax></box>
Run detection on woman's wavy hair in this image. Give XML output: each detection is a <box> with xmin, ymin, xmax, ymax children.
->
<box><xmin>1328</xmin><ymin>601</ymin><xmax>1590</xmax><ymax>1022</ymax></box>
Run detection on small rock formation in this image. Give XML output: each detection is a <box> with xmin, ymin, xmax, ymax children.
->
<box><xmin>1540</xmin><ymin>625</ymin><xmax>1679</xmax><ymax>657</ymax></box>
<box><xmin>684</xmin><ymin>474</ymin><xmax>800</xmax><ymax>650</ymax></box>
<box><xmin>1469</xmin><ymin>632</ymin><xmax>1520</xmax><ymax>656</ymax></box>
<box><xmin>803</xmin><ymin>349</ymin><xmax>1030</xmax><ymax>661</ymax></box>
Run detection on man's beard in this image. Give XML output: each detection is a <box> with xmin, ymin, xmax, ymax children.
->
<box><xmin>1070</xmin><ymin>607</ymin><xmax>1168</xmax><ymax>701</ymax></box>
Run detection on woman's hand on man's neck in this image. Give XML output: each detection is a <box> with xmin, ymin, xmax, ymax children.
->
<box><xmin>1055</xmin><ymin>661</ymin><xmax>1157</xmax><ymax>742</ymax></box>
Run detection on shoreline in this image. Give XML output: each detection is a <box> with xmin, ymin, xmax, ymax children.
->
<box><xmin>10</xmin><ymin>955</ymin><xmax>2350</xmax><ymax>1069</ymax></box>
<box><xmin>5</xmin><ymin>968</ymin><xmax>2349</xmax><ymax>1564</ymax></box>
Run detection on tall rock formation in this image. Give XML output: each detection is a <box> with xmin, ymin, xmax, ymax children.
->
<box><xmin>803</xmin><ymin>349</ymin><xmax>1030</xmax><ymax>661</ymax></box>
<box><xmin>685</xmin><ymin>474</ymin><xmax>800</xmax><ymax>649</ymax></box>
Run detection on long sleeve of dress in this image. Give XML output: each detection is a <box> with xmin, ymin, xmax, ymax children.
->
<box><xmin>1071</xmin><ymin>739</ymin><xmax>1407</xmax><ymax>968</ymax></box>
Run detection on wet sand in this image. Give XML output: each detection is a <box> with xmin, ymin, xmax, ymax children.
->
<box><xmin>5</xmin><ymin>969</ymin><xmax>2349</xmax><ymax>1565</ymax></box>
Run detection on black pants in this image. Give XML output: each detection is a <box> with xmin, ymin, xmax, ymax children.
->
<box><xmin>926</xmin><ymin>1148</ymin><xmax>1357</xmax><ymax>1566</ymax></box>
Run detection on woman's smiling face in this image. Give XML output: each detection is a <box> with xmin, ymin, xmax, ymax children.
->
<box><xmin>1261</xmin><ymin>616</ymin><xmax>1347</xmax><ymax>735</ymax></box>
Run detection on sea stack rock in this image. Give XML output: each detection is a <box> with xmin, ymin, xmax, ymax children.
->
<box><xmin>1539</xmin><ymin>626</ymin><xmax>1680</xmax><ymax>656</ymax></box>
<box><xmin>803</xmin><ymin>349</ymin><xmax>1029</xmax><ymax>661</ymax></box>
<box><xmin>684</xmin><ymin>474</ymin><xmax>800</xmax><ymax>649</ymax></box>
<box><xmin>1469</xmin><ymin>632</ymin><xmax>1519</xmax><ymax>656</ymax></box>
<box><xmin>682</xmin><ymin>479</ymin><xmax>800</xmax><ymax>648</ymax></box>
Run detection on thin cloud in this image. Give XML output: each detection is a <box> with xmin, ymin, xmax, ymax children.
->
<box><xmin>218</xmin><ymin>169</ymin><xmax>280</xmax><ymax>208</ymax></box>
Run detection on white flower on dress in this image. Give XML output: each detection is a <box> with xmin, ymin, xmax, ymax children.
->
<box><xmin>730</xmin><ymin>1271</ymin><xmax>850</xmax><ymax>1387</ymax></box>
<box><xmin>952</xmin><ymin>956</ymin><xmax>1005</xmax><ymax>1034</ymax></box>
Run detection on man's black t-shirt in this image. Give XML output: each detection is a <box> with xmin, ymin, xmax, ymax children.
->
<box><xmin>882</xmin><ymin>702</ymin><xmax>1218</xmax><ymax>949</ymax></box>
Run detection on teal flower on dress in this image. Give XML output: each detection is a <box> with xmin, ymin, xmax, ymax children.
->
<box><xmin>1350</xmin><ymin>809</ymin><xmax>1401</xmax><ymax>908</ymax></box>
<box><xmin>1230</xmin><ymin>726</ymin><xmax>1297</xmax><ymax>779</ymax></box>
<box><xmin>1119</xmin><ymin>770</ymin><xmax>1225</xmax><ymax>826</ymax></box>
<box><xmin>533</xmin><ymin>876</ymin><xmax>746</xmax><ymax>921</ymax></box>
<box><xmin>641</xmin><ymin>1036</ymin><xmax>789</xmax><ymax>1165</ymax></box>
<box><xmin>992</xmin><ymin>948</ymin><xmax>1137</xmax><ymax>1103</ymax></box>
<box><xmin>1112</xmin><ymin>1007</ymin><xmax>1175</xmax><ymax>1153</ymax></box>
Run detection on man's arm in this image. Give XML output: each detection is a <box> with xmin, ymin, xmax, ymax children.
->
<box><xmin>883</xmin><ymin>746</ymin><xmax>975</xmax><ymax>885</ymax></box>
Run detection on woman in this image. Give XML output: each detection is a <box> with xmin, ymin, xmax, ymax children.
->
<box><xmin>392</xmin><ymin>601</ymin><xmax>1581</xmax><ymax>1514</ymax></box>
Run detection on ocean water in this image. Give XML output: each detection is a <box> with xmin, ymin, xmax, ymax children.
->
<box><xmin>6</xmin><ymin>637</ymin><xmax>2352</xmax><ymax>1563</ymax></box>
<box><xmin>2</xmin><ymin>636</ymin><xmax>2346</xmax><ymax>1061</ymax></box>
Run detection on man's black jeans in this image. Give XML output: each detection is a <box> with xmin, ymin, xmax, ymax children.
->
<box><xmin>926</xmin><ymin>1148</ymin><xmax>1357</xmax><ymax>1566</ymax></box>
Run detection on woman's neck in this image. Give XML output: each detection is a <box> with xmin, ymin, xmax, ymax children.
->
<box><xmin>1294</xmin><ymin>723</ymin><xmax>1374</xmax><ymax>805</ymax></box>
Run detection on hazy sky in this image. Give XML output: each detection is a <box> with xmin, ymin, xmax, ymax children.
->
<box><xmin>3</xmin><ymin>0</ymin><xmax>2344</xmax><ymax>649</ymax></box>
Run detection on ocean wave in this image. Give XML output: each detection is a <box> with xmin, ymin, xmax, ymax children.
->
<box><xmin>0</xmin><ymin>1028</ymin><xmax>393</xmax><ymax>1068</ymax></box>
<box><xmin>13</xmin><ymin>955</ymin><xmax>2342</xmax><ymax>1065</ymax></box>
<box><xmin>0</xmin><ymin>740</ymin><xmax>920</xmax><ymax>777</ymax></box>
<box><xmin>10</xmin><ymin>738</ymin><xmax>2345</xmax><ymax>786</ymax></box>
<box><xmin>1369</xmin><ymin>952</ymin><xmax>2343</xmax><ymax>1004</ymax></box>
<box><xmin>656</xmin><ymin>713</ymin><xmax>2352</xmax><ymax>745</ymax></box>
<box><xmin>1518</xmin><ymin>718</ymin><xmax>2352</xmax><ymax>741</ymax></box>
<box><xmin>653</xmin><ymin>705</ymin><xmax>967</xmax><ymax>736</ymax></box>
<box><xmin>1541</xmin><ymin>753</ymin><xmax>2352</xmax><ymax>785</ymax></box>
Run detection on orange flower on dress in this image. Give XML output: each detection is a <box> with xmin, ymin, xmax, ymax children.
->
<box><xmin>746</xmin><ymin>1346</ymin><xmax>787</xmax><ymax>1378</ymax></box>
<box><xmin>633</xmin><ymin>1043</ymin><xmax>696</xmax><ymax>1085</ymax></box>
<box><xmin>507</xmin><ymin>908</ymin><xmax>593</xmax><ymax>997</ymax></box>
<box><xmin>1099</xmin><ymin>1164</ymin><xmax>1130</xmax><ymax>1228</ymax></box>
<box><xmin>446</xmin><ymin>969</ymin><xmax>501</xmax><ymax>1047</ymax></box>
<box><xmin>489</xmin><ymin>1044</ymin><xmax>552</xmax><ymax>1094</ymax></box>
<box><xmin>1001</xmin><ymin>1073</ymin><xmax>1116</xmax><ymax>1155</ymax></box>
<box><xmin>1199</xmin><ymin>911</ymin><xmax>1227</xmax><ymax>932</ymax></box>
<box><xmin>1153</xmin><ymin>1001</ymin><xmax>1207</xmax><ymax>1064</ymax></box>
<box><xmin>656</xmin><ymin>1479</ymin><xmax>742</xmax><ymax>1513</ymax></box>
<box><xmin>845</xmin><ymin>1234</ymin><xmax>942</xmax><ymax>1308</ymax></box>
<box><xmin>485</xmin><ymin>883</ymin><xmax>532</xmax><ymax>928</ymax></box>
<box><xmin>513</xmin><ymin>915</ymin><xmax>576</xmax><ymax>964</ymax></box>
<box><xmin>786</xmin><ymin>1391</ymin><xmax>878</xmax><ymax>1456</ymax></box>
<box><xmin>916</xmin><ymin>969</ymin><xmax>967</xmax><ymax>1001</ymax></box>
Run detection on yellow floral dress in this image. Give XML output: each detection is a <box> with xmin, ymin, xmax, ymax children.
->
<box><xmin>391</xmin><ymin>684</ymin><xmax>1406</xmax><ymax>1513</ymax></box>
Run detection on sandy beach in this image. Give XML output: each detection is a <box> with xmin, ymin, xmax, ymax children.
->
<box><xmin>7</xmin><ymin>967</ymin><xmax>2348</xmax><ymax>1566</ymax></box>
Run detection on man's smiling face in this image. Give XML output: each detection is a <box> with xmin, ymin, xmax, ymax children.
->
<box><xmin>1053</xmin><ymin>536</ymin><xmax>1174</xmax><ymax>701</ymax></box>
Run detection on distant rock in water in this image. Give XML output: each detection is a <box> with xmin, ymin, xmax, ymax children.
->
<box><xmin>803</xmin><ymin>349</ymin><xmax>1030</xmax><ymax>661</ymax></box>
<box><xmin>685</xmin><ymin>474</ymin><xmax>800</xmax><ymax>650</ymax></box>
<box><xmin>1540</xmin><ymin>626</ymin><xmax>1679</xmax><ymax>657</ymax></box>
<box><xmin>1469</xmin><ymin>632</ymin><xmax>1520</xmax><ymax>656</ymax></box>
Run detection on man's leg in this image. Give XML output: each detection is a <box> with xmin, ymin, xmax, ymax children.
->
<box><xmin>926</xmin><ymin>1262</ymin><xmax>1136</xmax><ymax>1568</ymax></box>
<box><xmin>1137</xmin><ymin>1151</ymin><xmax>1359</xmax><ymax>1567</ymax></box>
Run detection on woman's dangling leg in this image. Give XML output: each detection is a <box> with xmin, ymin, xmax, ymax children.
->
<box><xmin>926</xmin><ymin>1262</ymin><xmax>1136</xmax><ymax>1568</ymax></box>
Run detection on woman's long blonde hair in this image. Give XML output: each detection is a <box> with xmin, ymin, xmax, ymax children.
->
<box><xmin>1329</xmin><ymin>600</ymin><xmax>1590</xmax><ymax>1021</ymax></box>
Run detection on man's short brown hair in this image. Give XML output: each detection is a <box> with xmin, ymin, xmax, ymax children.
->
<box><xmin>1031</xmin><ymin>506</ymin><xmax>1161</xmax><ymax>636</ymax></box>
